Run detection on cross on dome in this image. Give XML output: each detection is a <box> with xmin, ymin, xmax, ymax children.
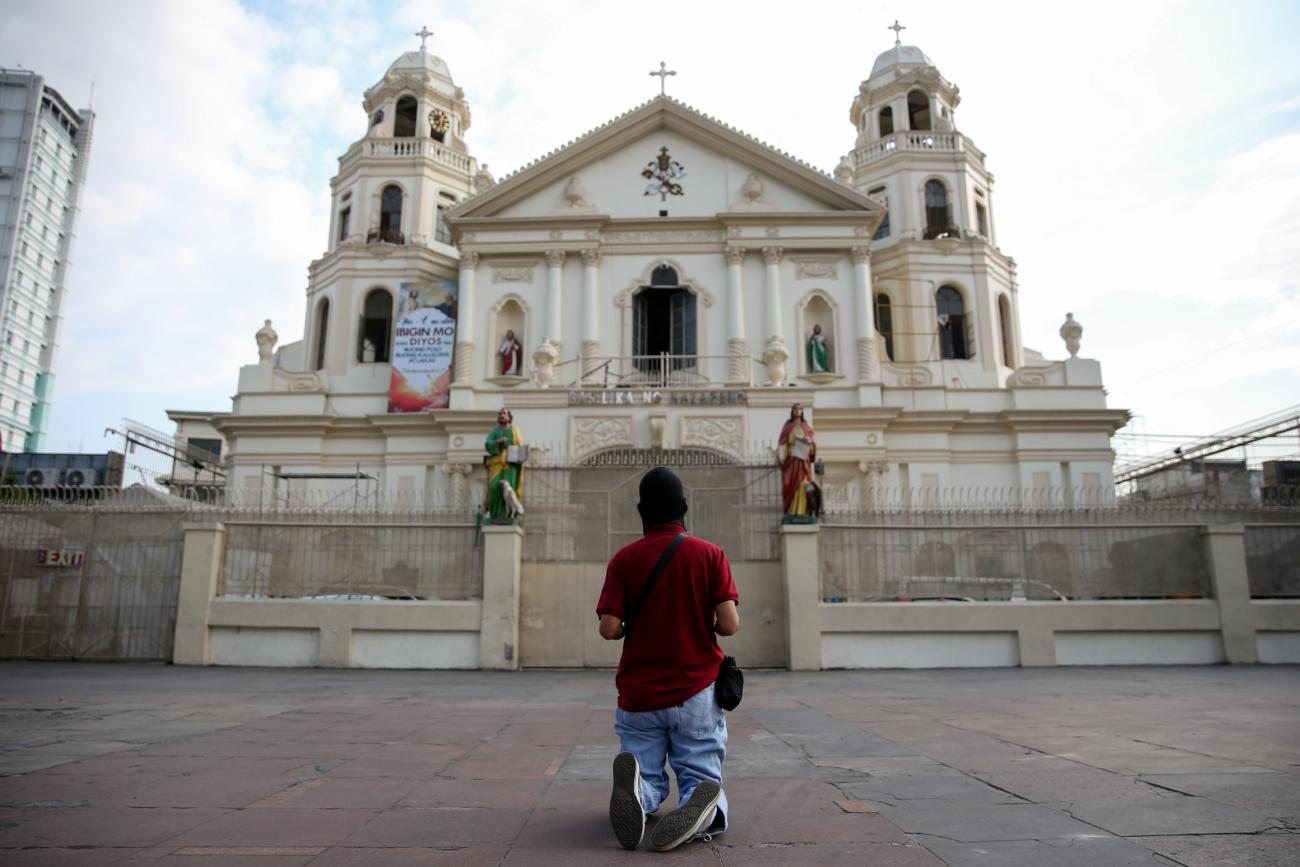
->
<box><xmin>888</xmin><ymin>19</ymin><xmax>906</xmax><ymax>46</ymax></box>
<box><xmin>650</xmin><ymin>61</ymin><xmax>677</xmax><ymax>96</ymax></box>
<box><xmin>415</xmin><ymin>25</ymin><xmax>433</xmax><ymax>51</ymax></box>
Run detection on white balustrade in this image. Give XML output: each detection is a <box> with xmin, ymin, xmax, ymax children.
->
<box><xmin>853</xmin><ymin>131</ymin><xmax>984</xmax><ymax>167</ymax></box>
<box><xmin>338</xmin><ymin>138</ymin><xmax>472</xmax><ymax>173</ymax></box>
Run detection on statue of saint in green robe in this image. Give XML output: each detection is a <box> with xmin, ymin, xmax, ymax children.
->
<box><xmin>807</xmin><ymin>323</ymin><xmax>829</xmax><ymax>373</ymax></box>
<box><xmin>484</xmin><ymin>408</ymin><xmax>524</xmax><ymax>521</ymax></box>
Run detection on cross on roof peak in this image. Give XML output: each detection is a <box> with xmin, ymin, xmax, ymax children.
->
<box><xmin>415</xmin><ymin>26</ymin><xmax>433</xmax><ymax>51</ymax></box>
<box><xmin>888</xmin><ymin>20</ymin><xmax>906</xmax><ymax>47</ymax></box>
<box><xmin>650</xmin><ymin>61</ymin><xmax>677</xmax><ymax>97</ymax></box>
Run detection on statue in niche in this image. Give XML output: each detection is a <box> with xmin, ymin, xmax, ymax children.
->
<box><xmin>484</xmin><ymin>407</ymin><xmax>526</xmax><ymax>522</ymax></box>
<box><xmin>498</xmin><ymin>329</ymin><xmax>523</xmax><ymax>376</ymax></box>
<box><xmin>807</xmin><ymin>323</ymin><xmax>830</xmax><ymax>373</ymax></box>
<box><xmin>778</xmin><ymin>403</ymin><xmax>821</xmax><ymax>522</ymax></box>
<box><xmin>255</xmin><ymin>319</ymin><xmax>278</xmax><ymax>364</ymax></box>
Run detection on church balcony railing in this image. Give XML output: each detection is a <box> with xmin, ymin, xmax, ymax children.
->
<box><xmin>854</xmin><ymin>130</ymin><xmax>985</xmax><ymax>168</ymax></box>
<box><xmin>562</xmin><ymin>354</ymin><xmax>759</xmax><ymax>389</ymax></box>
<box><xmin>338</xmin><ymin>137</ymin><xmax>473</xmax><ymax>174</ymax></box>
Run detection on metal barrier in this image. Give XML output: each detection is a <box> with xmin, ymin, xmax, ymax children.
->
<box><xmin>521</xmin><ymin>462</ymin><xmax>782</xmax><ymax>563</ymax></box>
<box><xmin>0</xmin><ymin>507</ymin><xmax>187</xmax><ymax>660</ymax></box>
<box><xmin>820</xmin><ymin>516</ymin><xmax>1217</xmax><ymax>603</ymax></box>
<box><xmin>219</xmin><ymin>518</ymin><xmax>481</xmax><ymax>600</ymax></box>
<box><xmin>1245</xmin><ymin>524</ymin><xmax>1300</xmax><ymax>598</ymax></box>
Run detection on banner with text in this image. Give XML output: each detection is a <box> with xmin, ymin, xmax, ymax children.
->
<box><xmin>388</xmin><ymin>280</ymin><xmax>459</xmax><ymax>413</ymax></box>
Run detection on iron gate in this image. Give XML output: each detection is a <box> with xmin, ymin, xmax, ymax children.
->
<box><xmin>0</xmin><ymin>507</ymin><xmax>187</xmax><ymax>660</ymax></box>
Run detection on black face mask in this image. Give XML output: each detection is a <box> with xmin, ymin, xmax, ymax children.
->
<box><xmin>637</xmin><ymin>466</ymin><xmax>688</xmax><ymax>532</ymax></box>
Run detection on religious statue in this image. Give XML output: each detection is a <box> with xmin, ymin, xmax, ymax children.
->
<box><xmin>807</xmin><ymin>323</ymin><xmax>829</xmax><ymax>373</ymax></box>
<box><xmin>484</xmin><ymin>408</ymin><xmax>526</xmax><ymax>522</ymax></box>
<box><xmin>498</xmin><ymin>329</ymin><xmax>523</xmax><ymax>376</ymax></box>
<box><xmin>255</xmin><ymin>319</ymin><xmax>277</xmax><ymax>364</ymax></box>
<box><xmin>778</xmin><ymin>403</ymin><xmax>821</xmax><ymax>522</ymax></box>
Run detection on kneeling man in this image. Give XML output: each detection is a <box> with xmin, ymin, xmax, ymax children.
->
<box><xmin>596</xmin><ymin>467</ymin><xmax>740</xmax><ymax>851</ymax></box>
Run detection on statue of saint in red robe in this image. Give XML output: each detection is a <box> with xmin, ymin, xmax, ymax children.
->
<box><xmin>778</xmin><ymin>403</ymin><xmax>819</xmax><ymax>519</ymax></box>
<box><xmin>498</xmin><ymin>329</ymin><xmax>523</xmax><ymax>376</ymax></box>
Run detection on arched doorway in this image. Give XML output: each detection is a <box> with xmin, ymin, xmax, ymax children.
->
<box><xmin>632</xmin><ymin>265</ymin><xmax>697</xmax><ymax>380</ymax></box>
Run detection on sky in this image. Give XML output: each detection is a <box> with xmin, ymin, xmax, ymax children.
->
<box><xmin>2</xmin><ymin>0</ymin><xmax>1298</xmax><ymax>477</ymax></box>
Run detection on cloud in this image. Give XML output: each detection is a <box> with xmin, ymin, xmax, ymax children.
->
<box><xmin>3</xmin><ymin>0</ymin><xmax>1298</xmax><ymax>461</ymax></box>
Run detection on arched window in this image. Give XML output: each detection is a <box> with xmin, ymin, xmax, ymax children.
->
<box><xmin>907</xmin><ymin>89</ymin><xmax>931</xmax><ymax>131</ymax></box>
<box><xmin>998</xmin><ymin>295</ymin><xmax>1014</xmax><ymax>367</ymax></box>
<box><xmin>923</xmin><ymin>180</ymin><xmax>952</xmax><ymax>240</ymax></box>
<box><xmin>394</xmin><ymin>96</ymin><xmax>417</xmax><ymax>137</ymax></box>
<box><xmin>936</xmin><ymin>286</ymin><xmax>969</xmax><ymax>360</ymax></box>
<box><xmin>313</xmin><ymin>298</ymin><xmax>330</xmax><ymax>371</ymax></box>
<box><xmin>634</xmin><ymin>266</ymin><xmax>696</xmax><ymax>378</ymax></box>
<box><xmin>874</xmin><ymin>293</ymin><xmax>894</xmax><ymax>361</ymax></box>
<box><xmin>358</xmin><ymin>289</ymin><xmax>393</xmax><ymax>363</ymax></box>
<box><xmin>878</xmin><ymin>106</ymin><xmax>894</xmax><ymax>137</ymax></box>
<box><xmin>379</xmin><ymin>185</ymin><xmax>403</xmax><ymax>243</ymax></box>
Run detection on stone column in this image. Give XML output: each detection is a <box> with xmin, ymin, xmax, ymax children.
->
<box><xmin>780</xmin><ymin>523</ymin><xmax>821</xmax><ymax>670</ymax></box>
<box><xmin>761</xmin><ymin>246</ymin><xmax>789</xmax><ymax>386</ymax></box>
<box><xmin>725</xmin><ymin>248</ymin><xmax>748</xmax><ymax>384</ymax></box>
<box><xmin>445</xmin><ymin>462</ymin><xmax>473</xmax><ymax>513</ymax></box>
<box><xmin>1203</xmin><ymin>524</ymin><xmax>1258</xmax><ymax>664</ymax></box>
<box><xmin>173</xmin><ymin>522</ymin><xmax>226</xmax><ymax>666</ymax></box>
<box><xmin>851</xmin><ymin>245</ymin><xmax>879</xmax><ymax>382</ymax></box>
<box><xmin>581</xmin><ymin>248</ymin><xmax>601</xmax><ymax>381</ymax></box>
<box><xmin>480</xmin><ymin>523</ymin><xmax>525</xmax><ymax>670</ymax></box>
<box><xmin>544</xmin><ymin>249</ymin><xmax>566</xmax><ymax>360</ymax></box>
<box><xmin>454</xmin><ymin>251</ymin><xmax>479</xmax><ymax>383</ymax></box>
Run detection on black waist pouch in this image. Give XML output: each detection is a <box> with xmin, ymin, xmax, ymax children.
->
<box><xmin>715</xmin><ymin>655</ymin><xmax>743</xmax><ymax>711</ymax></box>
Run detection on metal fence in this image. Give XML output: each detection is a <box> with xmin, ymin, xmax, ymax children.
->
<box><xmin>521</xmin><ymin>459</ymin><xmax>782</xmax><ymax>563</ymax></box>
<box><xmin>820</xmin><ymin>513</ymin><xmax>1218</xmax><ymax>603</ymax></box>
<box><xmin>0</xmin><ymin>506</ymin><xmax>187</xmax><ymax>660</ymax></box>
<box><xmin>1245</xmin><ymin>524</ymin><xmax>1300</xmax><ymax>598</ymax></box>
<box><xmin>219</xmin><ymin>516</ymin><xmax>481</xmax><ymax>600</ymax></box>
<box><xmin>0</xmin><ymin>489</ymin><xmax>484</xmax><ymax>660</ymax></box>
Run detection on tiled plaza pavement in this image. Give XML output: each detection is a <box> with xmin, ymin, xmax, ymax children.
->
<box><xmin>0</xmin><ymin>664</ymin><xmax>1297</xmax><ymax>866</ymax></box>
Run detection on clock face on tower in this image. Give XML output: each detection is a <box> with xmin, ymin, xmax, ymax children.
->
<box><xmin>429</xmin><ymin>110</ymin><xmax>450</xmax><ymax>135</ymax></box>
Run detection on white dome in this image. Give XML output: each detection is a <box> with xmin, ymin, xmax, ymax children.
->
<box><xmin>387</xmin><ymin>49</ymin><xmax>453</xmax><ymax>81</ymax></box>
<box><xmin>868</xmin><ymin>44</ymin><xmax>934</xmax><ymax>80</ymax></box>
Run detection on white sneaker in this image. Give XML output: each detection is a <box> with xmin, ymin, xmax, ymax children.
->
<box><xmin>651</xmin><ymin>780</ymin><xmax>721</xmax><ymax>852</ymax></box>
<box><xmin>609</xmin><ymin>751</ymin><xmax>645</xmax><ymax>849</ymax></box>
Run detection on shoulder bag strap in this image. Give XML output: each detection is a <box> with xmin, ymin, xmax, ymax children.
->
<box><xmin>622</xmin><ymin>533</ymin><xmax>687</xmax><ymax>639</ymax></box>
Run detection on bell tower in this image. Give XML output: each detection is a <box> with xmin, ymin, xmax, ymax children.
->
<box><xmin>836</xmin><ymin>25</ymin><xmax>1020</xmax><ymax>386</ymax></box>
<box><xmin>327</xmin><ymin>28</ymin><xmax>483</xmax><ymax>252</ymax></box>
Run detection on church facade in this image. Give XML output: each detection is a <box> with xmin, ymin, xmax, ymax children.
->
<box><xmin>186</xmin><ymin>37</ymin><xmax>1127</xmax><ymax>510</ymax></box>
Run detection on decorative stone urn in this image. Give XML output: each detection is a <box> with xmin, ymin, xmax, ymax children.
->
<box><xmin>741</xmin><ymin>173</ymin><xmax>765</xmax><ymax>203</ymax></box>
<box><xmin>562</xmin><ymin>175</ymin><xmax>588</xmax><ymax>208</ymax></box>
<box><xmin>833</xmin><ymin>155</ymin><xmax>854</xmax><ymax>184</ymax></box>
<box><xmin>763</xmin><ymin>337</ymin><xmax>790</xmax><ymax>386</ymax></box>
<box><xmin>255</xmin><ymin>319</ymin><xmax>277</xmax><ymax>364</ymax></box>
<box><xmin>1059</xmin><ymin>312</ymin><xmax>1083</xmax><ymax>358</ymax></box>
<box><xmin>532</xmin><ymin>340</ymin><xmax>559</xmax><ymax>389</ymax></box>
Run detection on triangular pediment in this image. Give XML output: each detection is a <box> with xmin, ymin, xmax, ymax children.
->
<box><xmin>448</xmin><ymin>97</ymin><xmax>882</xmax><ymax>224</ymax></box>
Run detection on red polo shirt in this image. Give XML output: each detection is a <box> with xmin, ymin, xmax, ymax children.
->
<box><xmin>597</xmin><ymin>524</ymin><xmax>740</xmax><ymax>712</ymax></box>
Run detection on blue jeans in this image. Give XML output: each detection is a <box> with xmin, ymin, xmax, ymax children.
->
<box><xmin>614</xmin><ymin>683</ymin><xmax>729</xmax><ymax>834</ymax></box>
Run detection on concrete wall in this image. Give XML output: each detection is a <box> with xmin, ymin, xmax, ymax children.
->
<box><xmin>173</xmin><ymin>520</ymin><xmax>1300</xmax><ymax>671</ymax></box>
<box><xmin>175</xmin><ymin>522</ymin><xmax>486</xmax><ymax>670</ymax></box>
<box><xmin>812</xmin><ymin>525</ymin><xmax>1300</xmax><ymax>669</ymax></box>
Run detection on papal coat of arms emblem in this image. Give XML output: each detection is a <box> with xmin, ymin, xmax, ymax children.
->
<box><xmin>642</xmin><ymin>146</ymin><xmax>686</xmax><ymax>200</ymax></box>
